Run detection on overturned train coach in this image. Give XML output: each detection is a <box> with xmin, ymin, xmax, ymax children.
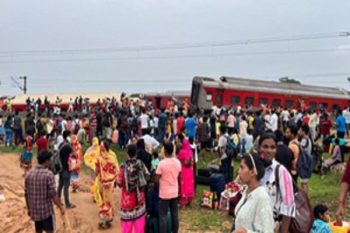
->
<box><xmin>191</xmin><ymin>76</ymin><xmax>350</xmax><ymax>111</ymax></box>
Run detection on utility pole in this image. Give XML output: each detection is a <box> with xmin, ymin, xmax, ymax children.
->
<box><xmin>19</xmin><ymin>76</ymin><xmax>27</xmax><ymax>94</ymax></box>
<box><xmin>10</xmin><ymin>76</ymin><xmax>27</xmax><ymax>94</ymax></box>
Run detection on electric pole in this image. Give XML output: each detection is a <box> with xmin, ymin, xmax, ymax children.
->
<box><xmin>19</xmin><ymin>76</ymin><xmax>27</xmax><ymax>94</ymax></box>
<box><xmin>11</xmin><ymin>76</ymin><xmax>27</xmax><ymax>94</ymax></box>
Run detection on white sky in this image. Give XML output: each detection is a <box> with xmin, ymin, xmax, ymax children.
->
<box><xmin>0</xmin><ymin>0</ymin><xmax>350</xmax><ymax>95</ymax></box>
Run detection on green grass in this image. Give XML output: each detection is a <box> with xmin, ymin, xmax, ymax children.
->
<box><xmin>1</xmin><ymin>145</ymin><xmax>348</xmax><ymax>232</ymax></box>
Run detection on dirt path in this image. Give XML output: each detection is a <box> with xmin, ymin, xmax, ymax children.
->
<box><xmin>0</xmin><ymin>153</ymin><xmax>121</xmax><ymax>233</ymax></box>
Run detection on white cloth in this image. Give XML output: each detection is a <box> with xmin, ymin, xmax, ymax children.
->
<box><xmin>140</xmin><ymin>114</ymin><xmax>149</xmax><ymax>129</ymax></box>
<box><xmin>270</xmin><ymin>113</ymin><xmax>278</xmax><ymax>132</ymax></box>
<box><xmin>142</xmin><ymin>134</ymin><xmax>160</xmax><ymax>149</ymax></box>
<box><xmin>239</xmin><ymin>120</ymin><xmax>248</xmax><ymax>138</ymax></box>
<box><xmin>235</xmin><ymin>186</ymin><xmax>274</xmax><ymax>233</ymax></box>
<box><xmin>280</xmin><ymin>110</ymin><xmax>290</xmax><ymax>122</ymax></box>
<box><xmin>218</xmin><ymin>135</ymin><xmax>227</xmax><ymax>160</ymax></box>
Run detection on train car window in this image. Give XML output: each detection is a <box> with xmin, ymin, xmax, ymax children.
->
<box><xmin>272</xmin><ymin>99</ymin><xmax>281</xmax><ymax>107</ymax></box>
<box><xmin>259</xmin><ymin>98</ymin><xmax>268</xmax><ymax>105</ymax></box>
<box><xmin>320</xmin><ymin>102</ymin><xmax>328</xmax><ymax>110</ymax></box>
<box><xmin>245</xmin><ymin>97</ymin><xmax>254</xmax><ymax>105</ymax></box>
<box><xmin>333</xmin><ymin>104</ymin><xmax>340</xmax><ymax>111</ymax></box>
<box><xmin>310</xmin><ymin>102</ymin><xmax>317</xmax><ymax>109</ymax></box>
<box><xmin>206</xmin><ymin>93</ymin><xmax>212</xmax><ymax>101</ymax></box>
<box><xmin>286</xmin><ymin>100</ymin><xmax>294</xmax><ymax>108</ymax></box>
<box><xmin>231</xmin><ymin>96</ymin><xmax>240</xmax><ymax>104</ymax></box>
<box><xmin>216</xmin><ymin>94</ymin><xmax>223</xmax><ymax>103</ymax></box>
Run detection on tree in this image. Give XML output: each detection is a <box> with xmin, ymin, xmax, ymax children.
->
<box><xmin>279</xmin><ymin>77</ymin><xmax>301</xmax><ymax>84</ymax></box>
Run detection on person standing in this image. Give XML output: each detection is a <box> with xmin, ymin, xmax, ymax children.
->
<box><xmin>177</xmin><ymin>134</ymin><xmax>195</xmax><ymax>207</ymax></box>
<box><xmin>155</xmin><ymin>143</ymin><xmax>181</xmax><ymax>233</ymax></box>
<box><xmin>140</xmin><ymin>108</ymin><xmax>150</xmax><ymax>136</ymax></box>
<box><xmin>185</xmin><ymin>112</ymin><xmax>197</xmax><ymax>143</ymax></box>
<box><xmin>4</xmin><ymin>114</ymin><xmax>13</xmax><ymax>147</ymax></box>
<box><xmin>25</xmin><ymin>151</ymin><xmax>65</xmax><ymax>233</ymax></box>
<box><xmin>336</xmin><ymin>109</ymin><xmax>347</xmax><ymax>139</ymax></box>
<box><xmin>158</xmin><ymin>109</ymin><xmax>168</xmax><ymax>143</ymax></box>
<box><xmin>117</xmin><ymin>144</ymin><xmax>148</xmax><ymax>233</ymax></box>
<box><xmin>233</xmin><ymin>153</ymin><xmax>274</xmax><ymax>233</ymax></box>
<box><xmin>13</xmin><ymin>110</ymin><xmax>23</xmax><ymax>145</ymax></box>
<box><xmin>218</xmin><ymin>125</ymin><xmax>232</xmax><ymax>184</ymax></box>
<box><xmin>96</xmin><ymin>140</ymin><xmax>118</xmax><ymax>229</ymax></box>
<box><xmin>286</xmin><ymin>125</ymin><xmax>300</xmax><ymax>182</ymax></box>
<box><xmin>89</xmin><ymin>108</ymin><xmax>97</xmax><ymax>142</ymax></box>
<box><xmin>57</xmin><ymin>130</ymin><xmax>76</xmax><ymax>209</ymax></box>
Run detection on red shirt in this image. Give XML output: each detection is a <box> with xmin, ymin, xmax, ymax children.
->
<box><xmin>177</xmin><ymin>116</ymin><xmax>185</xmax><ymax>133</ymax></box>
<box><xmin>36</xmin><ymin>137</ymin><xmax>48</xmax><ymax>153</ymax></box>
<box><xmin>320</xmin><ymin>119</ymin><xmax>332</xmax><ymax>135</ymax></box>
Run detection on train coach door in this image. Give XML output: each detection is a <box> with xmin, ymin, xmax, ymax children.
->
<box><xmin>216</xmin><ymin>89</ymin><xmax>224</xmax><ymax>107</ymax></box>
<box><xmin>155</xmin><ymin>96</ymin><xmax>161</xmax><ymax>109</ymax></box>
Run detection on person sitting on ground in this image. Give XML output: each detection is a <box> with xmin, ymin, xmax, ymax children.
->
<box><xmin>324</xmin><ymin>138</ymin><xmax>343</xmax><ymax>169</ymax></box>
<box><xmin>311</xmin><ymin>204</ymin><xmax>331</xmax><ymax>233</ymax></box>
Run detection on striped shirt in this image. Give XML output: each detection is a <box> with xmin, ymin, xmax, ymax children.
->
<box><xmin>260</xmin><ymin>160</ymin><xmax>295</xmax><ymax>219</ymax></box>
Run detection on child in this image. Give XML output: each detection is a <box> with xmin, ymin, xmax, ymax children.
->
<box><xmin>151</xmin><ymin>151</ymin><xmax>160</xmax><ymax>172</ymax></box>
<box><xmin>311</xmin><ymin>204</ymin><xmax>331</xmax><ymax>233</ymax></box>
<box><xmin>20</xmin><ymin>132</ymin><xmax>33</xmax><ymax>176</ymax></box>
<box><xmin>68</xmin><ymin>152</ymin><xmax>81</xmax><ymax>192</ymax></box>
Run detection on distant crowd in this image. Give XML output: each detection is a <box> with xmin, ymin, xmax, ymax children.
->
<box><xmin>1</xmin><ymin>95</ymin><xmax>350</xmax><ymax>233</ymax></box>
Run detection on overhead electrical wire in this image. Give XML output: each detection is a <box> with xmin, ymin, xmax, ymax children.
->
<box><xmin>0</xmin><ymin>31</ymin><xmax>348</xmax><ymax>57</ymax></box>
<box><xmin>0</xmin><ymin>47</ymin><xmax>350</xmax><ymax>64</ymax></box>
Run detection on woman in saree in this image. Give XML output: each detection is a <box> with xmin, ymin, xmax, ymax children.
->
<box><xmin>95</xmin><ymin>140</ymin><xmax>118</xmax><ymax>229</ymax></box>
<box><xmin>84</xmin><ymin>137</ymin><xmax>100</xmax><ymax>201</ymax></box>
<box><xmin>177</xmin><ymin>134</ymin><xmax>195</xmax><ymax>207</ymax></box>
<box><xmin>117</xmin><ymin>144</ymin><xmax>149</xmax><ymax>233</ymax></box>
<box><xmin>69</xmin><ymin>135</ymin><xmax>83</xmax><ymax>191</ymax></box>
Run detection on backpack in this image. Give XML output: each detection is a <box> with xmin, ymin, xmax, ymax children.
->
<box><xmin>225</xmin><ymin>135</ymin><xmax>237</xmax><ymax>158</ymax></box>
<box><xmin>293</xmin><ymin>141</ymin><xmax>313</xmax><ymax>179</ymax></box>
<box><xmin>275</xmin><ymin>165</ymin><xmax>314</xmax><ymax>233</ymax></box>
<box><xmin>51</xmin><ymin>143</ymin><xmax>65</xmax><ymax>174</ymax></box>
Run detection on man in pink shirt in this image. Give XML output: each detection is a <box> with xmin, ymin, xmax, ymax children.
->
<box><xmin>155</xmin><ymin>142</ymin><xmax>181</xmax><ymax>233</ymax></box>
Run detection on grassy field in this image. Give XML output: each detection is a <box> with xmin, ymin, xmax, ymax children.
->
<box><xmin>1</xmin><ymin>144</ymin><xmax>348</xmax><ymax>232</ymax></box>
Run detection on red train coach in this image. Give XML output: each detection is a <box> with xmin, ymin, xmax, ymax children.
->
<box><xmin>191</xmin><ymin>76</ymin><xmax>350</xmax><ymax>111</ymax></box>
<box><xmin>131</xmin><ymin>91</ymin><xmax>190</xmax><ymax>110</ymax></box>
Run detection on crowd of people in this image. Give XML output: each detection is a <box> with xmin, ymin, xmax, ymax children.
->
<box><xmin>1</xmin><ymin>95</ymin><xmax>350</xmax><ymax>232</ymax></box>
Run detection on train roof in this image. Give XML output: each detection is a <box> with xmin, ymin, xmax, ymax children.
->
<box><xmin>12</xmin><ymin>92</ymin><xmax>122</xmax><ymax>104</ymax></box>
<box><xmin>131</xmin><ymin>91</ymin><xmax>190</xmax><ymax>98</ymax></box>
<box><xmin>193</xmin><ymin>76</ymin><xmax>350</xmax><ymax>100</ymax></box>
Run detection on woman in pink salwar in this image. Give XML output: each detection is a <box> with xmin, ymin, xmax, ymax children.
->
<box><xmin>177</xmin><ymin>134</ymin><xmax>194</xmax><ymax>207</ymax></box>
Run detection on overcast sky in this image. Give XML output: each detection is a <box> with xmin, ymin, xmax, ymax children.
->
<box><xmin>0</xmin><ymin>0</ymin><xmax>350</xmax><ymax>95</ymax></box>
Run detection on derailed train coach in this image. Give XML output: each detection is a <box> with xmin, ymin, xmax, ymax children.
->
<box><xmin>191</xmin><ymin>76</ymin><xmax>350</xmax><ymax>111</ymax></box>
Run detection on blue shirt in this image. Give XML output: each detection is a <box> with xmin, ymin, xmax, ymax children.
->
<box><xmin>310</xmin><ymin>219</ymin><xmax>331</xmax><ymax>233</ymax></box>
<box><xmin>336</xmin><ymin>115</ymin><xmax>346</xmax><ymax>132</ymax></box>
<box><xmin>185</xmin><ymin>117</ymin><xmax>197</xmax><ymax>138</ymax></box>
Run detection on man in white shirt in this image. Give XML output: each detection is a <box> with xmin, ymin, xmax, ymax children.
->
<box><xmin>140</xmin><ymin>109</ymin><xmax>150</xmax><ymax>135</ymax></box>
<box><xmin>280</xmin><ymin>108</ymin><xmax>290</xmax><ymax>130</ymax></box>
<box><xmin>239</xmin><ymin>115</ymin><xmax>248</xmax><ymax>155</ymax></box>
<box><xmin>309</xmin><ymin>110</ymin><xmax>318</xmax><ymax>141</ymax></box>
<box><xmin>270</xmin><ymin>111</ymin><xmax>278</xmax><ymax>132</ymax></box>
<box><xmin>142</xmin><ymin>133</ymin><xmax>160</xmax><ymax>153</ymax></box>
